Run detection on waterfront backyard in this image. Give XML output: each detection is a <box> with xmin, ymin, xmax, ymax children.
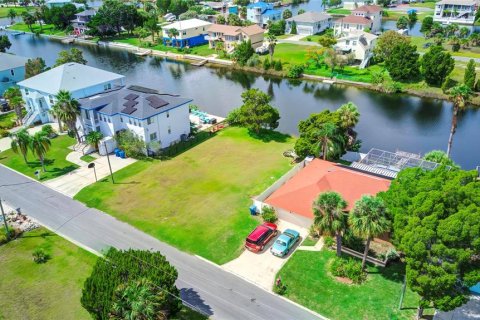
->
<box><xmin>75</xmin><ymin>127</ymin><xmax>295</xmax><ymax>264</ymax></box>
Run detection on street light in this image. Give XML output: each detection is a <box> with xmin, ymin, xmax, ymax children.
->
<box><xmin>103</xmin><ymin>141</ymin><xmax>115</xmax><ymax>184</ymax></box>
<box><xmin>0</xmin><ymin>198</ymin><xmax>10</xmax><ymax>239</ymax></box>
<box><xmin>88</xmin><ymin>162</ymin><xmax>97</xmax><ymax>182</ymax></box>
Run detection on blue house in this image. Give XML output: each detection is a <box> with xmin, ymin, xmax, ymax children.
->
<box><xmin>247</xmin><ymin>2</ymin><xmax>281</xmax><ymax>27</ymax></box>
<box><xmin>0</xmin><ymin>53</ymin><xmax>29</xmax><ymax>96</ymax></box>
<box><xmin>17</xmin><ymin>63</ymin><xmax>125</xmax><ymax>126</ymax></box>
<box><xmin>162</xmin><ymin>19</ymin><xmax>212</xmax><ymax>48</ymax></box>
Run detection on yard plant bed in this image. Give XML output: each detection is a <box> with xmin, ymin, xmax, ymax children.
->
<box><xmin>277</xmin><ymin>250</ymin><xmax>432</xmax><ymax>320</ymax></box>
<box><xmin>0</xmin><ymin>135</ymin><xmax>79</xmax><ymax>180</ymax></box>
<box><xmin>75</xmin><ymin>127</ymin><xmax>294</xmax><ymax>264</ymax></box>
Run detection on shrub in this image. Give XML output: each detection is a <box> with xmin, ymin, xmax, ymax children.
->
<box><xmin>261</xmin><ymin>206</ymin><xmax>277</xmax><ymax>223</ymax></box>
<box><xmin>0</xmin><ymin>227</ymin><xmax>15</xmax><ymax>245</ymax></box>
<box><xmin>383</xmin><ymin>81</ymin><xmax>402</xmax><ymax>94</ymax></box>
<box><xmin>246</xmin><ymin>54</ymin><xmax>260</xmax><ymax>67</ymax></box>
<box><xmin>323</xmin><ymin>235</ymin><xmax>334</xmax><ymax>248</ymax></box>
<box><xmin>287</xmin><ymin>64</ymin><xmax>304</xmax><ymax>78</ymax></box>
<box><xmin>226</xmin><ymin>108</ymin><xmax>242</xmax><ymax>126</ymax></box>
<box><xmin>273</xmin><ymin>277</ymin><xmax>287</xmax><ymax>295</ymax></box>
<box><xmin>0</xmin><ymin>128</ymin><xmax>9</xmax><ymax>138</ymax></box>
<box><xmin>32</xmin><ymin>248</ymin><xmax>49</xmax><ymax>264</ymax></box>
<box><xmin>274</xmin><ymin>60</ymin><xmax>283</xmax><ymax>71</ymax></box>
<box><xmin>329</xmin><ymin>256</ymin><xmax>366</xmax><ymax>284</ymax></box>
<box><xmin>309</xmin><ymin>224</ymin><xmax>320</xmax><ymax>238</ymax></box>
<box><xmin>306</xmin><ymin>36</ymin><xmax>312</xmax><ymax>41</ymax></box>
<box><xmin>441</xmin><ymin>76</ymin><xmax>457</xmax><ymax>93</ymax></box>
<box><xmin>452</xmin><ymin>42</ymin><xmax>460</xmax><ymax>52</ymax></box>
<box><xmin>115</xmin><ymin>130</ymin><xmax>146</xmax><ymax>159</ymax></box>
<box><xmin>263</xmin><ymin>58</ymin><xmax>271</xmax><ymax>70</ymax></box>
<box><xmin>41</xmin><ymin>124</ymin><xmax>57</xmax><ymax>138</ymax></box>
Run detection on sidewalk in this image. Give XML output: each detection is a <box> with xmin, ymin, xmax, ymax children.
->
<box><xmin>44</xmin><ymin>150</ymin><xmax>137</xmax><ymax>197</ymax></box>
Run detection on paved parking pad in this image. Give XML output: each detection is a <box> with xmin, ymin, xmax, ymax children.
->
<box><xmin>222</xmin><ymin>220</ymin><xmax>309</xmax><ymax>291</ymax></box>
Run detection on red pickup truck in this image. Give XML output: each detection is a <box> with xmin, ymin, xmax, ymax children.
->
<box><xmin>245</xmin><ymin>222</ymin><xmax>278</xmax><ymax>253</ymax></box>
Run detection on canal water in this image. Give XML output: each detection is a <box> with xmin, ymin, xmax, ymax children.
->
<box><xmin>3</xmin><ymin>32</ymin><xmax>480</xmax><ymax>169</ymax></box>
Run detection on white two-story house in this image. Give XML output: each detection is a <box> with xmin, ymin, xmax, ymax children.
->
<box><xmin>78</xmin><ymin>85</ymin><xmax>192</xmax><ymax>151</ymax></box>
<box><xmin>247</xmin><ymin>2</ymin><xmax>281</xmax><ymax>27</ymax></box>
<box><xmin>434</xmin><ymin>0</ymin><xmax>479</xmax><ymax>29</ymax></box>
<box><xmin>335</xmin><ymin>30</ymin><xmax>378</xmax><ymax>67</ymax></box>
<box><xmin>17</xmin><ymin>63</ymin><xmax>125</xmax><ymax>126</ymax></box>
<box><xmin>334</xmin><ymin>5</ymin><xmax>382</xmax><ymax>36</ymax></box>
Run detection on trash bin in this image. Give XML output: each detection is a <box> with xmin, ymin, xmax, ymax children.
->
<box><xmin>114</xmin><ymin>148</ymin><xmax>120</xmax><ymax>157</ymax></box>
<box><xmin>249</xmin><ymin>205</ymin><xmax>258</xmax><ymax>216</ymax></box>
<box><xmin>118</xmin><ymin>150</ymin><xmax>126</xmax><ymax>159</ymax></box>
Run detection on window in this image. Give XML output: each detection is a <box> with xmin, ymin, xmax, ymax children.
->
<box><xmin>85</xmin><ymin>110</ymin><xmax>90</xmax><ymax>120</ymax></box>
<box><xmin>346</xmin><ymin>40</ymin><xmax>350</xmax><ymax>45</ymax></box>
<box><xmin>120</xmin><ymin>116</ymin><xmax>123</xmax><ymax>123</ymax></box>
<box><xmin>108</xmin><ymin>83</ymin><xmax>111</xmax><ymax>89</ymax></box>
<box><xmin>150</xmin><ymin>132</ymin><xmax>157</xmax><ymax>141</ymax></box>
<box><xmin>134</xmin><ymin>120</ymin><xmax>137</xmax><ymax>126</ymax></box>
<box><xmin>25</xmin><ymin>88</ymin><xmax>29</xmax><ymax>95</ymax></box>
<box><xmin>147</xmin><ymin>117</ymin><xmax>154</xmax><ymax>125</ymax></box>
<box><xmin>182</xmin><ymin>31</ymin><xmax>186</xmax><ymax>35</ymax></box>
<box><xmin>10</xmin><ymin>69</ymin><xmax>14</xmax><ymax>76</ymax></box>
<box><xmin>168</xmin><ymin>126</ymin><xmax>171</xmax><ymax>134</ymax></box>
<box><xmin>49</xmin><ymin>95</ymin><xmax>54</xmax><ymax>104</ymax></box>
<box><xmin>353</xmin><ymin>41</ymin><xmax>357</xmax><ymax>45</ymax></box>
<box><xmin>104</xmin><ymin>84</ymin><xmax>108</xmax><ymax>90</ymax></box>
<box><xmin>129</xmin><ymin>118</ymin><xmax>132</xmax><ymax>124</ymax></box>
<box><xmin>108</xmin><ymin>117</ymin><xmax>111</xmax><ymax>123</ymax></box>
<box><xmin>166</xmin><ymin>112</ymin><xmax>169</xmax><ymax>118</ymax></box>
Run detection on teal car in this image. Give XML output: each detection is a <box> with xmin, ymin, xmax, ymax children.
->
<box><xmin>270</xmin><ymin>229</ymin><xmax>300</xmax><ymax>257</ymax></box>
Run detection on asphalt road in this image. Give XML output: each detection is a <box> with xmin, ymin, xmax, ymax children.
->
<box><xmin>0</xmin><ymin>165</ymin><xmax>324</xmax><ymax>320</ymax></box>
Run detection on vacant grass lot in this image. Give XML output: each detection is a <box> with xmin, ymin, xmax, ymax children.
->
<box><xmin>0</xmin><ymin>135</ymin><xmax>78</xmax><ymax>180</ymax></box>
<box><xmin>75</xmin><ymin>127</ymin><xmax>294</xmax><ymax>264</ymax></box>
<box><xmin>0</xmin><ymin>228</ymin><xmax>96</xmax><ymax>319</ymax></box>
<box><xmin>114</xmin><ymin>36</ymin><xmax>217</xmax><ymax>56</ymax></box>
<box><xmin>9</xmin><ymin>22</ymin><xmax>67</xmax><ymax>36</ymax></box>
<box><xmin>411</xmin><ymin>36</ymin><xmax>480</xmax><ymax>58</ymax></box>
<box><xmin>0</xmin><ymin>6</ymin><xmax>30</xmax><ymax>18</ymax></box>
<box><xmin>278</xmin><ymin>250</ymin><xmax>432</xmax><ymax>320</ymax></box>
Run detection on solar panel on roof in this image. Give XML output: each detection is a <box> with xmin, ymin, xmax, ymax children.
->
<box><xmin>146</xmin><ymin>95</ymin><xmax>169</xmax><ymax>109</ymax></box>
<box><xmin>123</xmin><ymin>100</ymin><xmax>138</xmax><ymax>108</ymax></box>
<box><xmin>121</xmin><ymin>107</ymin><xmax>137</xmax><ymax>115</ymax></box>
<box><xmin>124</xmin><ymin>93</ymin><xmax>139</xmax><ymax>100</ymax></box>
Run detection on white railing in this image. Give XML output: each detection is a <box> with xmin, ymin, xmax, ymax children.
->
<box><xmin>22</xmin><ymin>110</ymin><xmax>39</xmax><ymax>126</ymax></box>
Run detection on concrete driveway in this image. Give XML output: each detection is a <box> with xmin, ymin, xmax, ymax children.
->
<box><xmin>222</xmin><ymin>220</ymin><xmax>309</xmax><ymax>291</ymax></box>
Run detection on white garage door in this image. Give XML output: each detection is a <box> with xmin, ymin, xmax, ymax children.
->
<box><xmin>297</xmin><ymin>26</ymin><xmax>312</xmax><ymax>36</ymax></box>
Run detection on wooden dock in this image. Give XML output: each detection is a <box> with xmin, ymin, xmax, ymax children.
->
<box><xmin>191</xmin><ymin>60</ymin><xmax>207</xmax><ymax>67</ymax></box>
<box><xmin>12</xmin><ymin>31</ymin><xmax>25</xmax><ymax>36</ymax></box>
<box><xmin>134</xmin><ymin>49</ymin><xmax>152</xmax><ymax>56</ymax></box>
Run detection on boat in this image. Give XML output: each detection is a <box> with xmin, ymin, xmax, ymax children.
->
<box><xmin>133</xmin><ymin>49</ymin><xmax>152</xmax><ymax>56</ymax></box>
<box><xmin>191</xmin><ymin>60</ymin><xmax>207</xmax><ymax>67</ymax></box>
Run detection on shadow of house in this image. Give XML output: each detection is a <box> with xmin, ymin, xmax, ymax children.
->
<box><xmin>180</xmin><ymin>288</ymin><xmax>214</xmax><ymax>316</ymax></box>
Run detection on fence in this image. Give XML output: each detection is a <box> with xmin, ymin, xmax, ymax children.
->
<box><xmin>341</xmin><ymin>246</ymin><xmax>387</xmax><ymax>267</ymax></box>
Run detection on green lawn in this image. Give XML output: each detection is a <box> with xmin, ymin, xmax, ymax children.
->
<box><xmin>75</xmin><ymin>127</ymin><xmax>294</xmax><ymax>264</ymax></box>
<box><xmin>278</xmin><ymin>250</ymin><xmax>432</xmax><ymax>320</ymax></box>
<box><xmin>9</xmin><ymin>22</ymin><xmax>67</xmax><ymax>36</ymax></box>
<box><xmin>301</xmin><ymin>236</ymin><xmax>318</xmax><ymax>246</ymax></box>
<box><xmin>382</xmin><ymin>10</ymin><xmax>433</xmax><ymax>21</ymax></box>
<box><xmin>0</xmin><ymin>6</ymin><xmax>30</xmax><ymax>18</ymax></box>
<box><xmin>80</xmin><ymin>154</ymin><xmax>96</xmax><ymax>163</ymax></box>
<box><xmin>0</xmin><ymin>111</ymin><xmax>16</xmax><ymax>129</ymax></box>
<box><xmin>299</xmin><ymin>34</ymin><xmax>324</xmax><ymax>42</ymax></box>
<box><xmin>273</xmin><ymin>43</ymin><xmax>318</xmax><ymax>65</ymax></box>
<box><xmin>327</xmin><ymin>8</ymin><xmax>352</xmax><ymax>15</ymax></box>
<box><xmin>410</xmin><ymin>36</ymin><xmax>480</xmax><ymax>58</ymax></box>
<box><xmin>0</xmin><ymin>228</ymin><xmax>96</xmax><ymax>319</ymax></box>
<box><xmin>0</xmin><ymin>134</ymin><xmax>79</xmax><ymax>180</ymax></box>
<box><xmin>410</xmin><ymin>1</ymin><xmax>436</xmax><ymax>9</ymax></box>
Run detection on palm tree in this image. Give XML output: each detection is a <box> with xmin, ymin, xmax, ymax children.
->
<box><xmin>337</xmin><ymin>102</ymin><xmax>360</xmax><ymax>130</ymax></box>
<box><xmin>266</xmin><ymin>33</ymin><xmax>277</xmax><ymax>62</ymax></box>
<box><xmin>54</xmin><ymin>90</ymin><xmax>81</xmax><ymax>142</ymax></box>
<box><xmin>446</xmin><ymin>84</ymin><xmax>472</xmax><ymax>157</ymax></box>
<box><xmin>7</xmin><ymin>9</ymin><xmax>17</xmax><ymax>24</ymax></box>
<box><xmin>21</xmin><ymin>12</ymin><xmax>35</xmax><ymax>32</ymax></box>
<box><xmin>168</xmin><ymin>28</ymin><xmax>179</xmax><ymax>47</ymax></box>
<box><xmin>86</xmin><ymin>131</ymin><xmax>103</xmax><ymax>150</ymax></box>
<box><xmin>321</xmin><ymin>0</ymin><xmax>328</xmax><ymax>11</ymax></box>
<box><xmin>313</xmin><ymin>191</ymin><xmax>347</xmax><ymax>257</ymax></box>
<box><xmin>49</xmin><ymin>101</ymin><xmax>64</xmax><ymax>133</ymax></box>
<box><xmin>10</xmin><ymin>129</ymin><xmax>31</xmax><ymax>164</ymax></box>
<box><xmin>110</xmin><ymin>279</ymin><xmax>167</xmax><ymax>320</ymax></box>
<box><xmin>30</xmin><ymin>132</ymin><xmax>51</xmax><ymax>172</ymax></box>
<box><xmin>349</xmin><ymin>195</ymin><xmax>390</xmax><ymax>270</ymax></box>
<box><xmin>316</xmin><ymin>121</ymin><xmax>341</xmax><ymax>160</ymax></box>
<box><xmin>3</xmin><ymin>87</ymin><xmax>24</xmax><ymax>125</ymax></box>
<box><xmin>34</xmin><ymin>9</ymin><xmax>44</xmax><ymax>31</ymax></box>
<box><xmin>214</xmin><ymin>40</ymin><xmax>224</xmax><ymax>54</ymax></box>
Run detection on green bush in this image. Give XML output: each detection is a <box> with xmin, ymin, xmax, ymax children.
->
<box><xmin>32</xmin><ymin>248</ymin><xmax>50</xmax><ymax>264</ymax></box>
<box><xmin>452</xmin><ymin>43</ymin><xmax>460</xmax><ymax>52</ymax></box>
<box><xmin>441</xmin><ymin>76</ymin><xmax>457</xmax><ymax>93</ymax></box>
<box><xmin>273</xmin><ymin>277</ymin><xmax>287</xmax><ymax>295</ymax></box>
<box><xmin>274</xmin><ymin>60</ymin><xmax>283</xmax><ymax>71</ymax></box>
<box><xmin>287</xmin><ymin>64</ymin><xmax>304</xmax><ymax>78</ymax></box>
<box><xmin>0</xmin><ymin>128</ymin><xmax>9</xmax><ymax>138</ymax></box>
<box><xmin>263</xmin><ymin>58</ymin><xmax>271</xmax><ymax>70</ymax></box>
<box><xmin>0</xmin><ymin>227</ymin><xmax>15</xmax><ymax>245</ymax></box>
<box><xmin>226</xmin><ymin>108</ymin><xmax>242</xmax><ymax>126</ymax></box>
<box><xmin>261</xmin><ymin>206</ymin><xmax>277</xmax><ymax>223</ymax></box>
<box><xmin>323</xmin><ymin>235</ymin><xmax>334</xmax><ymax>248</ymax></box>
<box><xmin>329</xmin><ymin>256</ymin><xmax>366</xmax><ymax>284</ymax></box>
<box><xmin>306</xmin><ymin>36</ymin><xmax>312</xmax><ymax>41</ymax></box>
<box><xmin>246</xmin><ymin>54</ymin><xmax>260</xmax><ymax>67</ymax></box>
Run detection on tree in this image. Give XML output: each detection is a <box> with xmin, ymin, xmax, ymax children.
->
<box><xmin>315</xmin><ymin>121</ymin><xmax>341</xmax><ymax>160</ymax></box>
<box><xmin>317</xmin><ymin>34</ymin><xmax>337</xmax><ymax>48</ymax></box>
<box><xmin>30</xmin><ymin>131</ymin><xmax>51</xmax><ymax>172</ymax></box>
<box><xmin>167</xmin><ymin>28</ymin><xmax>179</xmax><ymax>46</ymax></box>
<box><xmin>144</xmin><ymin>16</ymin><xmax>160</xmax><ymax>42</ymax></box>
<box><xmin>306</xmin><ymin>47</ymin><xmax>325</xmax><ymax>67</ymax></box>
<box><xmin>22</xmin><ymin>12</ymin><xmax>36</xmax><ymax>32</ymax></box>
<box><xmin>216</xmin><ymin>14</ymin><xmax>226</xmax><ymax>25</ymax></box>
<box><xmin>298</xmin><ymin>9</ymin><xmax>306</xmax><ymax>15</ymax></box>
<box><xmin>446</xmin><ymin>84</ymin><xmax>472</xmax><ymax>157</ymax></box>
<box><xmin>324</xmin><ymin>48</ymin><xmax>341</xmax><ymax>73</ymax></box>
<box><xmin>214</xmin><ymin>40</ymin><xmax>224</xmax><ymax>54</ymax></box>
<box><xmin>464</xmin><ymin>59</ymin><xmax>476</xmax><ymax>89</ymax></box>
<box><xmin>421</xmin><ymin>46</ymin><xmax>454</xmax><ymax>86</ymax></box>
<box><xmin>407</xmin><ymin>10</ymin><xmax>417</xmax><ymax>24</ymax></box>
<box><xmin>227</xmin><ymin>13</ymin><xmax>242</xmax><ymax>26</ymax></box>
<box><xmin>337</xmin><ymin>102</ymin><xmax>360</xmax><ymax>131</ymax></box>
<box><xmin>86</xmin><ymin>131</ymin><xmax>104</xmax><ymax>150</ymax></box>
<box><xmin>110</xmin><ymin>279</ymin><xmax>167</xmax><ymax>320</ymax></box>
<box><xmin>373</xmin><ymin>31</ymin><xmax>410</xmax><ymax>62</ymax></box>
<box><xmin>385</xmin><ymin>42</ymin><xmax>420</xmax><ymax>82</ymax></box>
<box><xmin>228</xmin><ymin>89</ymin><xmax>280</xmax><ymax>134</ymax></box>
<box><xmin>54</xmin><ymin>90</ymin><xmax>81</xmax><ymax>141</ymax></box>
<box><xmin>81</xmin><ymin>248</ymin><xmax>181</xmax><ymax>320</ymax></box>
<box><xmin>7</xmin><ymin>8</ymin><xmax>17</xmax><ymax>24</ymax></box>
<box><xmin>423</xmin><ymin>150</ymin><xmax>459</xmax><ymax>168</ymax></box>
<box><xmin>282</xmin><ymin>9</ymin><xmax>292</xmax><ymax>20</ymax></box>
<box><xmin>25</xmin><ymin>57</ymin><xmax>46</xmax><ymax>79</ymax></box>
<box><xmin>420</xmin><ymin>16</ymin><xmax>433</xmax><ymax>36</ymax></box>
<box><xmin>10</xmin><ymin>129</ymin><xmax>31</xmax><ymax>163</ymax></box>
<box><xmin>313</xmin><ymin>191</ymin><xmax>347</xmax><ymax>257</ymax></box>
<box><xmin>349</xmin><ymin>195</ymin><xmax>389</xmax><ymax>270</ymax></box>
<box><xmin>396</xmin><ymin>15</ymin><xmax>409</xmax><ymax>29</ymax></box>
<box><xmin>239</xmin><ymin>6</ymin><xmax>247</xmax><ymax>19</ymax></box>
<box><xmin>459</xmin><ymin>26</ymin><xmax>470</xmax><ymax>38</ymax></box>
<box><xmin>4</xmin><ymin>87</ymin><xmax>23</xmax><ymax>124</ymax></box>
<box><xmin>55</xmin><ymin>48</ymin><xmax>88</xmax><ymax>67</ymax></box>
<box><xmin>266</xmin><ymin>33</ymin><xmax>277</xmax><ymax>61</ymax></box>
<box><xmin>231</xmin><ymin>40</ymin><xmax>254</xmax><ymax>66</ymax></box>
<box><xmin>290</xmin><ymin>20</ymin><xmax>297</xmax><ymax>34</ymax></box>
<box><xmin>156</xmin><ymin>0</ymin><xmax>171</xmax><ymax>14</ymax></box>
<box><xmin>267</xmin><ymin>20</ymin><xmax>286</xmax><ymax>36</ymax></box>
<box><xmin>0</xmin><ymin>36</ymin><xmax>11</xmax><ymax>53</ymax></box>
<box><xmin>34</xmin><ymin>9</ymin><xmax>44</xmax><ymax>31</ymax></box>
<box><xmin>44</xmin><ymin>3</ymin><xmax>77</xmax><ymax>29</ymax></box>
<box><xmin>168</xmin><ymin>0</ymin><xmax>190</xmax><ymax>16</ymax></box>
<box><xmin>381</xmin><ymin>167</ymin><xmax>480</xmax><ymax>319</ymax></box>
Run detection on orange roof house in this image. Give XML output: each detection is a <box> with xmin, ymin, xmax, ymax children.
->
<box><xmin>264</xmin><ymin>159</ymin><xmax>391</xmax><ymax>219</ymax></box>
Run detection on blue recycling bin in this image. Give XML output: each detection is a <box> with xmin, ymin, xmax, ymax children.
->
<box><xmin>114</xmin><ymin>148</ymin><xmax>120</xmax><ymax>157</ymax></box>
<box><xmin>118</xmin><ymin>150</ymin><xmax>126</xmax><ymax>159</ymax></box>
<box><xmin>249</xmin><ymin>205</ymin><xmax>258</xmax><ymax>216</ymax></box>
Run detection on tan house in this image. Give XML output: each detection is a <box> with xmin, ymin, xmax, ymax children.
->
<box><xmin>205</xmin><ymin>24</ymin><xmax>265</xmax><ymax>52</ymax></box>
<box><xmin>334</xmin><ymin>5</ymin><xmax>382</xmax><ymax>36</ymax></box>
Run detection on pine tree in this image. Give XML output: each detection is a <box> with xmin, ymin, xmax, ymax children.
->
<box><xmin>464</xmin><ymin>59</ymin><xmax>476</xmax><ymax>89</ymax></box>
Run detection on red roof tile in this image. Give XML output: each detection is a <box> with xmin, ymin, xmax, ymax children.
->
<box><xmin>336</xmin><ymin>15</ymin><xmax>372</xmax><ymax>24</ymax></box>
<box><xmin>264</xmin><ymin>159</ymin><xmax>391</xmax><ymax>219</ymax></box>
<box><xmin>353</xmin><ymin>5</ymin><xmax>383</xmax><ymax>13</ymax></box>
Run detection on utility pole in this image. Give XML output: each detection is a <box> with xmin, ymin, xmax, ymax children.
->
<box><xmin>0</xmin><ymin>198</ymin><xmax>10</xmax><ymax>238</ymax></box>
<box><xmin>103</xmin><ymin>141</ymin><xmax>115</xmax><ymax>184</ymax></box>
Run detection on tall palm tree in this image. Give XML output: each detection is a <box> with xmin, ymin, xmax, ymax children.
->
<box><xmin>168</xmin><ymin>28</ymin><xmax>179</xmax><ymax>47</ymax></box>
<box><xmin>10</xmin><ymin>129</ymin><xmax>31</xmax><ymax>164</ymax></box>
<box><xmin>321</xmin><ymin>0</ymin><xmax>328</xmax><ymax>11</ymax></box>
<box><xmin>86</xmin><ymin>131</ymin><xmax>103</xmax><ymax>150</ymax></box>
<box><xmin>337</xmin><ymin>102</ymin><xmax>360</xmax><ymax>130</ymax></box>
<box><xmin>34</xmin><ymin>9</ymin><xmax>44</xmax><ymax>31</ymax></box>
<box><xmin>49</xmin><ymin>101</ymin><xmax>64</xmax><ymax>133</ymax></box>
<box><xmin>349</xmin><ymin>195</ymin><xmax>390</xmax><ymax>270</ymax></box>
<box><xmin>7</xmin><ymin>9</ymin><xmax>17</xmax><ymax>24</ymax></box>
<box><xmin>446</xmin><ymin>84</ymin><xmax>472</xmax><ymax>157</ymax></box>
<box><xmin>110</xmin><ymin>279</ymin><xmax>167</xmax><ymax>320</ymax></box>
<box><xmin>316</xmin><ymin>122</ymin><xmax>341</xmax><ymax>160</ymax></box>
<box><xmin>30</xmin><ymin>132</ymin><xmax>51</xmax><ymax>172</ymax></box>
<box><xmin>4</xmin><ymin>87</ymin><xmax>24</xmax><ymax>125</ymax></box>
<box><xmin>54</xmin><ymin>90</ymin><xmax>81</xmax><ymax>142</ymax></box>
<box><xmin>266</xmin><ymin>33</ymin><xmax>277</xmax><ymax>62</ymax></box>
<box><xmin>313</xmin><ymin>191</ymin><xmax>347</xmax><ymax>257</ymax></box>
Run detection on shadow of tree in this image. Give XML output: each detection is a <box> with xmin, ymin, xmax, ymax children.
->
<box><xmin>247</xmin><ymin>129</ymin><xmax>291</xmax><ymax>143</ymax></box>
<box><xmin>180</xmin><ymin>288</ymin><xmax>213</xmax><ymax>316</ymax></box>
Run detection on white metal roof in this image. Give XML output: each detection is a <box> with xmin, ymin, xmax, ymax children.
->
<box><xmin>0</xmin><ymin>53</ymin><xmax>29</xmax><ymax>72</ymax></box>
<box><xmin>17</xmin><ymin>63</ymin><xmax>124</xmax><ymax>95</ymax></box>
<box><xmin>436</xmin><ymin>0</ymin><xmax>478</xmax><ymax>5</ymax></box>
<box><xmin>163</xmin><ymin>18</ymin><xmax>212</xmax><ymax>31</ymax></box>
<box><xmin>286</xmin><ymin>11</ymin><xmax>332</xmax><ymax>23</ymax></box>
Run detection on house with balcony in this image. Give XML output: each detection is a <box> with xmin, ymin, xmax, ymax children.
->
<box><xmin>247</xmin><ymin>2</ymin><xmax>281</xmax><ymax>27</ymax></box>
<box><xmin>17</xmin><ymin>63</ymin><xmax>125</xmax><ymax>126</ymax></box>
<box><xmin>434</xmin><ymin>0</ymin><xmax>479</xmax><ymax>29</ymax></box>
<box><xmin>77</xmin><ymin>85</ymin><xmax>192</xmax><ymax>151</ymax></box>
<box><xmin>71</xmin><ymin>9</ymin><xmax>96</xmax><ymax>35</ymax></box>
<box><xmin>285</xmin><ymin>12</ymin><xmax>332</xmax><ymax>35</ymax></box>
<box><xmin>0</xmin><ymin>53</ymin><xmax>29</xmax><ymax>96</ymax></box>
<box><xmin>335</xmin><ymin>30</ymin><xmax>378</xmax><ymax>68</ymax></box>
<box><xmin>334</xmin><ymin>5</ymin><xmax>382</xmax><ymax>36</ymax></box>
<box><xmin>206</xmin><ymin>24</ymin><xmax>265</xmax><ymax>52</ymax></box>
<box><xmin>162</xmin><ymin>19</ymin><xmax>212</xmax><ymax>48</ymax></box>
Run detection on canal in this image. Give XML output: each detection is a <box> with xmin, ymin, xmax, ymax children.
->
<box><xmin>3</xmin><ymin>32</ymin><xmax>480</xmax><ymax>169</ymax></box>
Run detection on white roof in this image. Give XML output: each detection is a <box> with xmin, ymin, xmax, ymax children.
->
<box><xmin>17</xmin><ymin>63</ymin><xmax>124</xmax><ymax>95</ymax></box>
<box><xmin>47</xmin><ymin>0</ymin><xmax>71</xmax><ymax>3</ymax></box>
<box><xmin>286</xmin><ymin>11</ymin><xmax>331</xmax><ymax>23</ymax></box>
<box><xmin>163</xmin><ymin>18</ymin><xmax>212</xmax><ymax>31</ymax></box>
<box><xmin>0</xmin><ymin>53</ymin><xmax>29</xmax><ymax>71</ymax></box>
<box><xmin>437</xmin><ymin>0</ymin><xmax>478</xmax><ymax>5</ymax></box>
<box><xmin>339</xmin><ymin>30</ymin><xmax>378</xmax><ymax>41</ymax></box>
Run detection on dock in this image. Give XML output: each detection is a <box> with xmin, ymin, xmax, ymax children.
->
<box><xmin>134</xmin><ymin>49</ymin><xmax>152</xmax><ymax>56</ymax></box>
<box><xmin>323</xmin><ymin>79</ymin><xmax>336</xmax><ymax>84</ymax></box>
<box><xmin>62</xmin><ymin>38</ymin><xmax>75</xmax><ymax>44</ymax></box>
<box><xmin>191</xmin><ymin>60</ymin><xmax>207</xmax><ymax>67</ymax></box>
<box><xmin>12</xmin><ymin>31</ymin><xmax>25</xmax><ymax>36</ymax></box>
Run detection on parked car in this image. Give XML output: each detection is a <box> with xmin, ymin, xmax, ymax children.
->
<box><xmin>245</xmin><ymin>222</ymin><xmax>278</xmax><ymax>252</ymax></box>
<box><xmin>255</xmin><ymin>45</ymin><xmax>269</xmax><ymax>55</ymax></box>
<box><xmin>270</xmin><ymin>229</ymin><xmax>300</xmax><ymax>257</ymax></box>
